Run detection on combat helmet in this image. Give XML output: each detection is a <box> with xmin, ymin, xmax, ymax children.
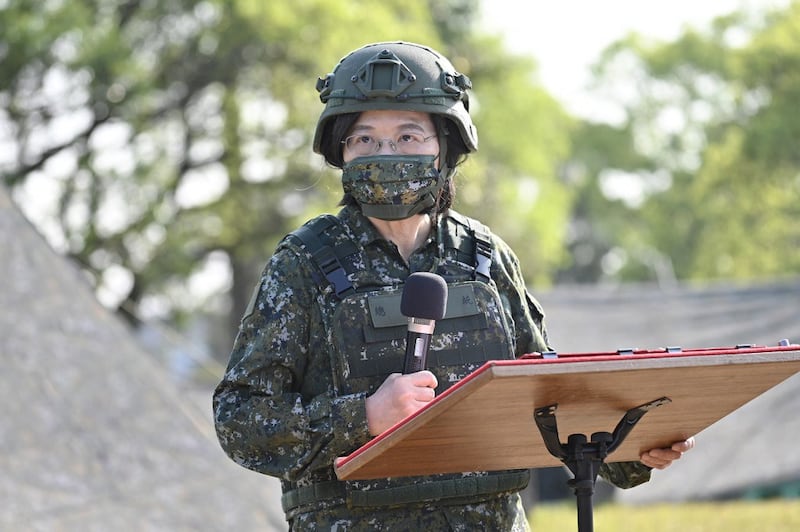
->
<box><xmin>313</xmin><ymin>41</ymin><xmax>477</xmax><ymax>154</ymax></box>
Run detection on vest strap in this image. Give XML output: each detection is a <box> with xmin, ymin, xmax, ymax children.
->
<box><xmin>443</xmin><ymin>211</ymin><xmax>493</xmax><ymax>282</ymax></box>
<box><xmin>281</xmin><ymin>470</ymin><xmax>530</xmax><ymax>514</ymax></box>
<box><xmin>289</xmin><ymin>216</ymin><xmax>355</xmax><ymax>298</ymax></box>
<box><xmin>464</xmin><ymin>216</ymin><xmax>493</xmax><ymax>282</ymax></box>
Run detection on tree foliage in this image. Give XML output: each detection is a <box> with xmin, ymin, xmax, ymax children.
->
<box><xmin>431</xmin><ymin>17</ymin><xmax>574</xmax><ymax>285</ymax></box>
<box><xmin>0</xmin><ymin>0</ymin><xmax>571</xmax><ymax>351</ymax></box>
<box><xmin>560</xmin><ymin>1</ymin><xmax>800</xmax><ymax>283</ymax></box>
<box><xmin>5</xmin><ymin>0</ymin><xmax>799</xmax><ymax>351</ymax></box>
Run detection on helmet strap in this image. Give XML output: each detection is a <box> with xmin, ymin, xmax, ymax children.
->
<box><xmin>436</xmin><ymin>121</ymin><xmax>450</xmax><ymax>180</ymax></box>
<box><xmin>430</xmin><ymin>121</ymin><xmax>451</xmax><ymax>223</ymax></box>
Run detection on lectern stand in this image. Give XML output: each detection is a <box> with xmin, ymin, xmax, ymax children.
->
<box><xmin>534</xmin><ymin>397</ymin><xmax>670</xmax><ymax>532</ymax></box>
<box><xmin>334</xmin><ymin>343</ymin><xmax>800</xmax><ymax>531</ymax></box>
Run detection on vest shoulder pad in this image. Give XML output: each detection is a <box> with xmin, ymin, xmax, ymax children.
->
<box><xmin>442</xmin><ymin>211</ymin><xmax>493</xmax><ymax>281</ymax></box>
<box><xmin>286</xmin><ymin>215</ymin><xmax>359</xmax><ymax>298</ymax></box>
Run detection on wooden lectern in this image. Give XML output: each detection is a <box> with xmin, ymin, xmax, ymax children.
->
<box><xmin>334</xmin><ymin>342</ymin><xmax>800</xmax><ymax>531</ymax></box>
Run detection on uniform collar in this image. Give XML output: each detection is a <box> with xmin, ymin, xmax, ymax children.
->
<box><xmin>337</xmin><ymin>204</ymin><xmax>386</xmax><ymax>247</ymax></box>
<box><xmin>338</xmin><ymin>204</ymin><xmax>438</xmax><ymax>250</ymax></box>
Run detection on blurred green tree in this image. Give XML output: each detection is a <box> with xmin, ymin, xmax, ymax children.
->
<box><xmin>0</xmin><ymin>0</ymin><xmax>573</xmax><ymax>354</ymax></box>
<box><xmin>557</xmin><ymin>1</ymin><xmax>800</xmax><ymax>283</ymax></box>
<box><xmin>0</xmin><ymin>1</ymin><xmax>441</xmax><ymax>337</ymax></box>
<box><xmin>428</xmin><ymin>1</ymin><xmax>575</xmax><ymax>285</ymax></box>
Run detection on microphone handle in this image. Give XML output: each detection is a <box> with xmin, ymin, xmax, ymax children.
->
<box><xmin>403</xmin><ymin>331</ymin><xmax>432</xmax><ymax>373</ymax></box>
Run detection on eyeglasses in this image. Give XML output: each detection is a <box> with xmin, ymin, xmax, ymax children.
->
<box><xmin>341</xmin><ymin>133</ymin><xmax>437</xmax><ymax>157</ymax></box>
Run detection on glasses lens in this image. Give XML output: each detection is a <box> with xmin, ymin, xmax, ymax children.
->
<box><xmin>344</xmin><ymin>133</ymin><xmax>434</xmax><ymax>156</ymax></box>
<box><xmin>345</xmin><ymin>136</ymin><xmax>375</xmax><ymax>156</ymax></box>
<box><xmin>395</xmin><ymin>133</ymin><xmax>425</xmax><ymax>154</ymax></box>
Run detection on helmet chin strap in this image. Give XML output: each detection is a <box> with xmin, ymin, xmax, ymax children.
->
<box><xmin>437</xmin><ymin>121</ymin><xmax>450</xmax><ymax>180</ymax></box>
<box><xmin>431</xmin><ymin>122</ymin><xmax>451</xmax><ymax>221</ymax></box>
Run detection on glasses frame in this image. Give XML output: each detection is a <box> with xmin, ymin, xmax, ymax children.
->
<box><xmin>341</xmin><ymin>133</ymin><xmax>438</xmax><ymax>156</ymax></box>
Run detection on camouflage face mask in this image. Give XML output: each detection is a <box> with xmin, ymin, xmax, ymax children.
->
<box><xmin>341</xmin><ymin>154</ymin><xmax>445</xmax><ymax>220</ymax></box>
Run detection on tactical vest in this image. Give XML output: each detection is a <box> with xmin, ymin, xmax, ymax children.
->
<box><xmin>280</xmin><ymin>211</ymin><xmax>529</xmax><ymax>516</ymax></box>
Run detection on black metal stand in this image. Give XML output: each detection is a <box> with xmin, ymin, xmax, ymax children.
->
<box><xmin>534</xmin><ymin>397</ymin><xmax>671</xmax><ymax>532</ymax></box>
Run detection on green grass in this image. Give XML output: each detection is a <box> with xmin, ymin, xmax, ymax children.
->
<box><xmin>528</xmin><ymin>500</ymin><xmax>800</xmax><ymax>531</ymax></box>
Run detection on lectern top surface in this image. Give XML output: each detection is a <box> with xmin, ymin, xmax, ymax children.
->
<box><xmin>335</xmin><ymin>343</ymin><xmax>800</xmax><ymax>480</ymax></box>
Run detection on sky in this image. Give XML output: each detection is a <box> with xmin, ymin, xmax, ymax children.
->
<box><xmin>479</xmin><ymin>0</ymin><xmax>789</xmax><ymax>120</ymax></box>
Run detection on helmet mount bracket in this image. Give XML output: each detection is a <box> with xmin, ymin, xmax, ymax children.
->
<box><xmin>352</xmin><ymin>49</ymin><xmax>416</xmax><ymax>99</ymax></box>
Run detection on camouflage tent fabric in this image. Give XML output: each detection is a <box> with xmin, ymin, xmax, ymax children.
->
<box><xmin>0</xmin><ymin>187</ymin><xmax>286</xmax><ymax>531</ymax></box>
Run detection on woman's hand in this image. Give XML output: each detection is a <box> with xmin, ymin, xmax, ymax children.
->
<box><xmin>640</xmin><ymin>437</ymin><xmax>696</xmax><ymax>469</ymax></box>
<box><xmin>365</xmin><ymin>371</ymin><xmax>438</xmax><ymax>436</ymax></box>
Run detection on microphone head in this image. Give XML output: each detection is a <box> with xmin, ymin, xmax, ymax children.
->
<box><xmin>401</xmin><ymin>272</ymin><xmax>448</xmax><ymax>320</ymax></box>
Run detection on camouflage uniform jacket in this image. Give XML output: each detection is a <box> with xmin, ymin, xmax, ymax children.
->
<box><xmin>213</xmin><ymin>205</ymin><xmax>651</xmax><ymax>529</ymax></box>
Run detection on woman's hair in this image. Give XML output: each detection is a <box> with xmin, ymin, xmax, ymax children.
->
<box><xmin>317</xmin><ymin>112</ymin><xmax>471</xmax><ymax>213</ymax></box>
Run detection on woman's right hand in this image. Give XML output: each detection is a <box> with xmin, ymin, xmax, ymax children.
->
<box><xmin>364</xmin><ymin>371</ymin><xmax>438</xmax><ymax>436</ymax></box>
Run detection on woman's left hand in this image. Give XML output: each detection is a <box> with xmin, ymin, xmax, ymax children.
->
<box><xmin>640</xmin><ymin>437</ymin><xmax>696</xmax><ymax>469</ymax></box>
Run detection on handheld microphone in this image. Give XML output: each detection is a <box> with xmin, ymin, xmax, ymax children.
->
<box><xmin>401</xmin><ymin>272</ymin><xmax>448</xmax><ymax>374</ymax></box>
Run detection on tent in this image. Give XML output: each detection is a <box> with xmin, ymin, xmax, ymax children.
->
<box><xmin>535</xmin><ymin>280</ymin><xmax>800</xmax><ymax>502</ymax></box>
<box><xmin>0</xmin><ymin>187</ymin><xmax>286</xmax><ymax>531</ymax></box>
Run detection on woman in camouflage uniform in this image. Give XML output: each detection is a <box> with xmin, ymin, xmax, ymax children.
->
<box><xmin>213</xmin><ymin>42</ymin><xmax>694</xmax><ymax>531</ymax></box>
